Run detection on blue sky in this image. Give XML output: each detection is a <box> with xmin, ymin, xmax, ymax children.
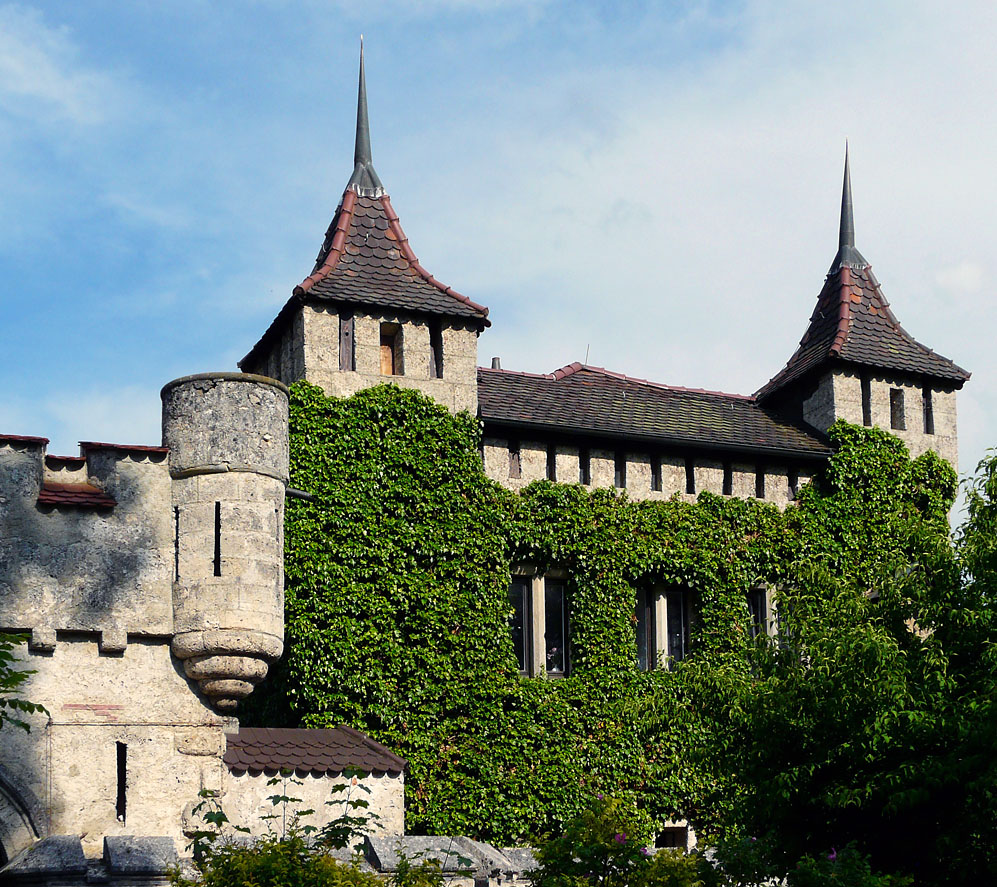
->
<box><xmin>1</xmin><ymin>0</ymin><xmax>994</xmax><ymax>495</ymax></box>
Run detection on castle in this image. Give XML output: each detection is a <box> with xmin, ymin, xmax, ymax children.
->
<box><xmin>0</xmin><ymin>47</ymin><xmax>969</xmax><ymax>883</ymax></box>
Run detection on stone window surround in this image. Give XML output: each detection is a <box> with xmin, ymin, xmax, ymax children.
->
<box><xmin>509</xmin><ymin>568</ymin><xmax>570</xmax><ymax>678</ymax></box>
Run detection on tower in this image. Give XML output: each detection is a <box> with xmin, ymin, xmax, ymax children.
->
<box><xmin>162</xmin><ymin>372</ymin><xmax>289</xmax><ymax>711</ymax></box>
<box><xmin>239</xmin><ymin>42</ymin><xmax>489</xmax><ymax>414</ymax></box>
<box><xmin>756</xmin><ymin>147</ymin><xmax>970</xmax><ymax>467</ymax></box>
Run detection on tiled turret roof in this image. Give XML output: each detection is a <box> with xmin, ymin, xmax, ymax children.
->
<box><xmin>240</xmin><ymin>44</ymin><xmax>487</xmax><ymax>370</ymax></box>
<box><xmin>757</xmin><ymin>148</ymin><xmax>968</xmax><ymax>401</ymax></box>
<box><xmin>224</xmin><ymin>726</ymin><xmax>406</xmax><ymax>776</ymax></box>
<box><xmin>479</xmin><ymin>364</ymin><xmax>831</xmax><ymax>460</ymax></box>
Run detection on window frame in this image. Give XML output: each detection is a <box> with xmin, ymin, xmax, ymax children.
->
<box><xmin>507</xmin><ymin>570</ymin><xmax>570</xmax><ymax>678</ymax></box>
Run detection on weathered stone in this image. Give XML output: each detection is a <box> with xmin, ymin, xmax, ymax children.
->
<box><xmin>103</xmin><ymin>836</ymin><xmax>177</xmax><ymax>874</ymax></box>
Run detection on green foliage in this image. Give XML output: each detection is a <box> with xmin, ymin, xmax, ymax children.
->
<box><xmin>0</xmin><ymin>633</ymin><xmax>46</xmax><ymax>732</ymax></box>
<box><xmin>529</xmin><ymin>796</ymin><xmax>714</xmax><ymax>887</ymax></box>
<box><xmin>253</xmin><ymin>381</ymin><xmax>991</xmax><ymax>883</ymax></box>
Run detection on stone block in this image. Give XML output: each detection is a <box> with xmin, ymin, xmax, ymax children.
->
<box><xmin>1</xmin><ymin>835</ymin><xmax>87</xmax><ymax>877</ymax></box>
<box><xmin>103</xmin><ymin>835</ymin><xmax>177</xmax><ymax>874</ymax></box>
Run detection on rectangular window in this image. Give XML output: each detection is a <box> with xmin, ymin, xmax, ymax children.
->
<box><xmin>635</xmin><ymin>587</ymin><xmax>655</xmax><ymax>672</ymax></box>
<box><xmin>578</xmin><ymin>449</ymin><xmax>591</xmax><ymax>485</ymax></box>
<box><xmin>614</xmin><ymin>452</ymin><xmax>626</xmax><ymax>489</ymax></box>
<box><xmin>665</xmin><ymin>588</ymin><xmax>691</xmax><ymax>665</ymax></box>
<box><xmin>339</xmin><ymin>312</ymin><xmax>355</xmax><ymax>372</ymax></box>
<box><xmin>429</xmin><ymin>323</ymin><xmax>444</xmax><ymax>379</ymax></box>
<box><xmin>788</xmin><ymin>469</ymin><xmax>799</xmax><ymax>500</ymax></box>
<box><xmin>544</xmin><ymin>580</ymin><xmax>568</xmax><ymax>676</ymax></box>
<box><xmin>508</xmin><ymin>576</ymin><xmax>531</xmax><ymax>674</ymax></box>
<box><xmin>722</xmin><ymin>463</ymin><xmax>733</xmax><ymax>496</ymax></box>
<box><xmin>656</xmin><ymin>826</ymin><xmax>689</xmax><ymax>851</ymax></box>
<box><xmin>747</xmin><ymin>588</ymin><xmax>768</xmax><ymax>639</ymax></box>
<box><xmin>861</xmin><ymin>374</ymin><xmax>872</xmax><ymax>426</ymax></box>
<box><xmin>650</xmin><ymin>456</ymin><xmax>662</xmax><ymax>492</ymax></box>
<box><xmin>115</xmin><ymin>742</ymin><xmax>127</xmax><ymax>823</ymax></box>
<box><xmin>547</xmin><ymin>443</ymin><xmax>557</xmax><ymax>481</ymax></box>
<box><xmin>890</xmin><ymin>388</ymin><xmax>906</xmax><ymax>430</ymax></box>
<box><xmin>380</xmin><ymin>323</ymin><xmax>402</xmax><ymax>376</ymax></box>
<box><xmin>684</xmin><ymin>459</ymin><xmax>696</xmax><ymax>495</ymax></box>
<box><xmin>923</xmin><ymin>386</ymin><xmax>934</xmax><ymax>435</ymax></box>
<box><xmin>508</xmin><ymin>441</ymin><xmax>521</xmax><ymax>479</ymax></box>
<box><xmin>755</xmin><ymin>467</ymin><xmax>766</xmax><ymax>500</ymax></box>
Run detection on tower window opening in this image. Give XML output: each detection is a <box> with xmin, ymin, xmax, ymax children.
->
<box><xmin>614</xmin><ymin>452</ymin><xmax>627</xmax><ymax>489</ymax></box>
<box><xmin>578</xmin><ymin>449</ymin><xmax>591</xmax><ymax>485</ymax></box>
<box><xmin>546</xmin><ymin>443</ymin><xmax>557</xmax><ymax>481</ymax></box>
<box><xmin>380</xmin><ymin>323</ymin><xmax>402</xmax><ymax>376</ymax></box>
<box><xmin>788</xmin><ymin>469</ymin><xmax>800</xmax><ymax>500</ymax></box>
<box><xmin>650</xmin><ymin>456</ymin><xmax>662</xmax><ymax>492</ymax></box>
<box><xmin>722</xmin><ymin>463</ymin><xmax>733</xmax><ymax>496</ymax></box>
<box><xmin>339</xmin><ymin>312</ymin><xmax>355</xmax><ymax>371</ymax></box>
<box><xmin>890</xmin><ymin>388</ymin><xmax>906</xmax><ymax>430</ymax></box>
<box><xmin>213</xmin><ymin>502</ymin><xmax>222</xmax><ymax>577</ymax></box>
<box><xmin>755</xmin><ymin>467</ymin><xmax>766</xmax><ymax>500</ymax></box>
<box><xmin>508</xmin><ymin>441</ymin><xmax>521</xmax><ymax>479</ymax></box>
<box><xmin>174</xmin><ymin>507</ymin><xmax>180</xmax><ymax>582</ymax></box>
<box><xmin>685</xmin><ymin>459</ymin><xmax>696</xmax><ymax>495</ymax></box>
<box><xmin>923</xmin><ymin>386</ymin><xmax>934</xmax><ymax>435</ymax></box>
<box><xmin>115</xmin><ymin>742</ymin><xmax>127</xmax><ymax>823</ymax></box>
<box><xmin>429</xmin><ymin>323</ymin><xmax>444</xmax><ymax>379</ymax></box>
<box><xmin>861</xmin><ymin>374</ymin><xmax>872</xmax><ymax>426</ymax></box>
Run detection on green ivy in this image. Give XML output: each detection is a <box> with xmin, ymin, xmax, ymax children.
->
<box><xmin>250</xmin><ymin>382</ymin><xmax>956</xmax><ymax>847</ymax></box>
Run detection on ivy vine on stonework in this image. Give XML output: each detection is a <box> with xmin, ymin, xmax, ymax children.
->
<box><xmin>248</xmin><ymin>381</ymin><xmax>956</xmax><ymax>846</ymax></box>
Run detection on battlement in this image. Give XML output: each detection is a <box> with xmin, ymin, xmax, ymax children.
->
<box><xmin>0</xmin><ymin>435</ymin><xmax>173</xmax><ymax>653</ymax></box>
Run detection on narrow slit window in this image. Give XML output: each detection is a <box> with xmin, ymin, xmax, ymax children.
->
<box><xmin>379</xmin><ymin>323</ymin><xmax>402</xmax><ymax>376</ymax></box>
<box><xmin>861</xmin><ymin>374</ymin><xmax>872</xmax><ymax>426</ymax></box>
<box><xmin>890</xmin><ymin>388</ymin><xmax>906</xmax><ymax>430</ymax></box>
<box><xmin>546</xmin><ymin>443</ymin><xmax>557</xmax><ymax>481</ymax></box>
<box><xmin>650</xmin><ymin>456</ymin><xmax>662</xmax><ymax>492</ymax></box>
<box><xmin>614</xmin><ymin>452</ymin><xmax>626</xmax><ymax>489</ymax></box>
<box><xmin>339</xmin><ymin>312</ymin><xmax>355</xmax><ymax>371</ymax></box>
<box><xmin>115</xmin><ymin>742</ymin><xmax>127</xmax><ymax>823</ymax></box>
<box><xmin>578</xmin><ymin>449</ymin><xmax>591</xmax><ymax>485</ymax></box>
<box><xmin>788</xmin><ymin>469</ymin><xmax>799</xmax><ymax>500</ymax></box>
<box><xmin>544</xmin><ymin>580</ymin><xmax>568</xmax><ymax>676</ymax></box>
<box><xmin>922</xmin><ymin>386</ymin><xmax>934</xmax><ymax>435</ymax></box>
<box><xmin>508</xmin><ymin>576</ymin><xmax>531</xmax><ymax>675</ymax></box>
<box><xmin>755</xmin><ymin>467</ymin><xmax>766</xmax><ymax>499</ymax></box>
<box><xmin>429</xmin><ymin>323</ymin><xmax>444</xmax><ymax>379</ymax></box>
<box><xmin>722</xmin><ymin>463</ymin><xmax>733</xmax><ymax>496</ymax></box>
<box><xmin>213</xmin><ymin>502</ymin><xmax>221</xmax><ymax>577</ymax></box>
<box><xmin>665</xmin><ymin>588</ymin><xmax>692</xmax><ymax>666</ymax></box>
<box><xmin>173</xmin><ymin>506</ymin><xmax>180</xmax><ymax>582</ymax></box>
<box><xmin>635</xmin><ymin>587</ymin><xmax>654</xmax><ymax>672</ymax></box>
<box><xmin>685</xmin><ymin>459</ymin><xmax>696</xmax><ymax>495</ymax></box>
<box><xmin>508</xmin><ymin>441</ymin><xmax>521</xmax><ymax>479</ymax></box>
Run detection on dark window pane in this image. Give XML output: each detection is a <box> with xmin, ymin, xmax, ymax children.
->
<box><xmin>722</xmin><ymin>463</ymin><xmax>733</xmax><ymax>496</ymax></box>
<box><xmin>547</xmin><ymin>443</ymin><xmax>557</xmax><ymax>481</ymax></box>
<box><xmin>861</xmin><ymin>374</ymin><xmax>872</xmax><ymax>426</ymax></box>
<box><xmin>923</xmin><ymin>386</ymin><xmax>934</xmax><ymax>435</ymax></box>
<box><xmin>614</xmin><ymin>452</ymin><xmax>626</xmax><ymax>488</ymax></box>
<box><xmin>747</xmin><ymin>588</ymin><xmax>767</xmax><ymax>639</ymax></box>
<box><xmin>651</xmin><ymin>457</ymin><xmax>662</xmax><ymax>492</ymax></box>
<box><xmin>509</xmin><ymin>441</ymin><xmax>521</xmax><ymax>479</ymax></box>
<box><xmin>890</xmin><ymin>388</ymin><xmax>906</xmax><ymax>430</ymax></box>
<box><xmin>666</xmin><ymin>589</ymin><xmax>690</xmax><ymax>663</ymax></box>
<box><xmin>636</xmin><ymin>588</ymin><xmax>653</xmax><ymax>671</ymax></box>
<box><xmin>545</xmin><ymin>581</ymin><xmax>567</xmax><ymax>675</ymax></box>
<box><xmin>509</xmin><ymin>578</ymin><xmax>530</xmax><ymax>673</ymax></box>
<box><xmin>685</xmin><ymin>460</ymin><xmax>695</xmax><ymax>494</ymax></box>
<box><xmin>755</xmin><ymin>467</ymin><xmax>765</xmax><ymax>499</ymax></box>
<box><xmin>578</xmin><ymin>450</ymin><xmax>590</xmax><ymax>485</ymax></box>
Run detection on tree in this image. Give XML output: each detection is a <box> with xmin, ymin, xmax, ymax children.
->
<box><xmin>0</xmin><ymin>633</ymin><xmax>45</xmax><ymax>732</ymax></box>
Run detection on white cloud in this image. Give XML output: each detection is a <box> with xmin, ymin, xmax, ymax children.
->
<box><xmin>935</xmin><ymin>262</ymin><xmax>985</xmax><ymax>296</ymax></box>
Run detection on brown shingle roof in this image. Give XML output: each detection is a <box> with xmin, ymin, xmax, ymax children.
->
<box><xmin>479</xmin><ymin>364</ymin><xmax>830</xmax><ymax>460</ymax></box>
<box><xmin>37</xmin><ymin>482</ymin><xmax>116</xmax><ymax>508</ymax></box>
<box><xmin>757</xmin><ymin>263</ymin><xmax>970</xmax><ymax>401</ymax></box>
<box><xmin>224</xmin><ymin>726</ymin><xmax>406</xmax><ymax>777</ymax></box>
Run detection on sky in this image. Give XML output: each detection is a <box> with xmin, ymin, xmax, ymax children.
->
<box><xmin>0</xmin><ymin>0</ymin><xmax>994</xmax><ymax>503</ymax></box>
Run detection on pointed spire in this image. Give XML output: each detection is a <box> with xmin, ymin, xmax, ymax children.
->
<box><xmin>347</xmin><ymin>36</ymin><xmax>385</xmax><ymax>198</ymax></box>
<box><xmin>829</xmin><ymin>142</ymin><xmax>867</xmax><ymax>273</ymax></box>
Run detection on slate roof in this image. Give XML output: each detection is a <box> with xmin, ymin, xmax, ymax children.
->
<box><xmin>756</xmin><ymin>262</ymin><xmax>970</xmax><ymax>401</ymax></box>
<box><xmin>479</xmin><ymin>364</ymin><xmax>831</xmax><ymax>460</ymax></box>
<box><xmin>37</xmin><ymin>482</ymin><xmax>116</xmax><ymax>508</ymax></box>
<box><xmin>224</xmin><ymin>726</ymin><xmax>406</xmax><ymax>777</ymax></box>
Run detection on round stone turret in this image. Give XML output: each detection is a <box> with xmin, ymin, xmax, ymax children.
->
<box><xmin>161</xmin><ymin>373</ymin><xmax>289</xmax><ymax>712</ymax></box>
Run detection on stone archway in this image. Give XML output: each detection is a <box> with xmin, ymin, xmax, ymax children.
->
<box><xmin>0</xmin><ymin>766</ymin><xmax>46</xmax><ymax>864</ymax></box>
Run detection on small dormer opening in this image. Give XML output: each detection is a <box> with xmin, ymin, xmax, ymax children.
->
<box><xmin>922</xmin><ymin>386</ymin><xmax>934</xmax><ymax>435</ymax></box>
<box><xmin>380</xmin><ymin>323</ymin><xmax>403</xmax><ymax>376</ymax></box>
<box><xmin>861</xmin><ymin>374</ymin><xmax>872</xmax><ymax>427</ymax></box>
<box><xmin>890</xmin><ymin>388</ymin><xmax>906</xmax><ymax>430</ymax></box>
<box><xmin>429</xmin><ymin>323</ymin><xmax>444</xmax><ymax>379</ymax></box>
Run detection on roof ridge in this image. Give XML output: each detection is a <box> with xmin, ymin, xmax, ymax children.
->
<box><xmin>296</xmin><ymin>189</ymin><xmax>358</xmax><ymax>294</ymax></box>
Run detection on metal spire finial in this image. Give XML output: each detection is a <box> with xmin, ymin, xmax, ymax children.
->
<box><xmin>347</xmin><ymin>36</ymin><xmax>385</xmax><ymax>197</ymax></box>
<box><xmin>828</xmin><ymin>141</ymin><xmax>867</xmax><ymax>273</ymax></box>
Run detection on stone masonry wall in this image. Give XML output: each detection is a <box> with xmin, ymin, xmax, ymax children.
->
<box><xmin>482</xmin><ymin>437</ymin><xmax>812</xmax><ymax>508</ymax></box>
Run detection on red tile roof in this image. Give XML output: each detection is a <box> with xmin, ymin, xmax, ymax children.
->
<box><xmin>79</xmin><ymin>442</ymin><xmax>168</xmax><ymax>455</ymax></box>
<box><xmin>757</xmin><ymin>263</ymin><xmax>970</xmax><ymax>400</ymax></box>
<box><xmin>37</xmin><ymin>482</ymin><xmax>116</xmax><ymax>508</ymax></box>
<box><xmin>224</xmin><ymin>726</ymin><xmax>406</xmax><ymax>777</ymax></box>
<box><xmin>478</xmin><ymin>364</ymin><xmax>830</xmax><ymax>460</ymax></box>
<box><xmin>0</xmin><ymin>434</ymin><xmax>49</xmax><ymax>445</ymax></box>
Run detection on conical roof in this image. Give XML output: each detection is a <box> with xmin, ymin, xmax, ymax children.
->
<box><xmin>756</xmin><ymin>151</ymin><xmax>968</xmax><ymax>400</ymax></box>
<box><xmin>240</xmin><ymin>44</ymin><xmax>487</xmax><ymax>371</ymax></box>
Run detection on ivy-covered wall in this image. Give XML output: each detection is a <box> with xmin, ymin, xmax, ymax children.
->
<box><xmin>250</xmin><ymin>381</ymin><xmax>956</xmax><ymax>846</ymax></box>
